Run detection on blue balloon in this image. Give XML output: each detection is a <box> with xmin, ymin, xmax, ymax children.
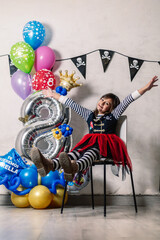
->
<box><xmin>56</xmin><ymin>86</ymin><xmax>67</xmax><ymax>96</ymax></box>
<box><xmin>19</xmin><ymin>167</ymin><xmax>38</xmax><ymax>188</ymax></box>
<box><xmin>23</xmin><ymin>20</ymin><xmax>45</xmax><ymax>50</ymax></box>
<box><xmin>41</xmin><ymin>170</ymin><xmax>60</xmax><ymax>188</ymax></box>
<box><xmin>30</xmin><ymin>163</ymin><xmax>37</xmax><ymax>171</ymax></box>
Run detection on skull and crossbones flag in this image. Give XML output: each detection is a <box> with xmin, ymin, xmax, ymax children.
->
<box><xmin>71</xmin><ymin>54</ymin><xmax>87</xmax><ymax>79</ymax></box>
<box><xmin>8</xmin><ymin>55</ymin><xmax>18</xmax><ymax>77</ymax></box>
<box><xmin>128</xmin><ymin>57</ymin><xmax>144</xmax><ymax>81</ymax></box>
<box><xmin>99</xmin><ymin>49</ymin><xmax>114</xmax><ymax>72</ymax></box>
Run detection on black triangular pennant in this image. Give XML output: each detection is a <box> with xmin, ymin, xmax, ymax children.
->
<box><xmin>8</xmin><ymin>55</ymin><xmax>18</xmax><ymax>77</ymax></box>
<box><xmin>99</xmin><ymin>49</ymin><xmax>114</xmax><ymax>72</ymax></box>
<box><xmin>128</xmin><ymin>57</ymin><xmax>144</xmax><ymax>81</ymax></box>
<box><xmin>71</xmin><ymin>55</ymin><xmax>86</xmax><ymax>79</ymax></box>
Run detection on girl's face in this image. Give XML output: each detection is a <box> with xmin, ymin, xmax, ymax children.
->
<box><xmin>97</xmin><ymin>97</ymin><xmax>113</xmax><ymax>114</ymax></box>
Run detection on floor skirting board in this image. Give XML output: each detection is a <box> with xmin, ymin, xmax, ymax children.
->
<box><xmin>0</xmin><ymin>194</ymin><xmax>159</xmax><ymax>207</ymax></box>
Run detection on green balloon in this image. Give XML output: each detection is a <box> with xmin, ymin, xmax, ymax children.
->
<box><xmin>10</xmin><ymin>41</ymin><xmax>35</xmax><ymax>73</ymax></box>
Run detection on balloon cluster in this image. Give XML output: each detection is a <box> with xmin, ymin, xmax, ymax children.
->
<box><xmin>0</xmin><ymin>149</ymin><xmax>68</xmax><ymax>209</ymax></box>
<box><xmin>10</xmin><ymin>20</ymin><xmax>56</xmax><ymax>100</ymax></box>
<box><xmin>51</xmin><ymin>124</ymin><xmax>73</xmax><ymax>140</ymax></box>
<box><xmin>58</xmin><ymin>124</ymin><xmax>73</xmax><ymax>137</ymax></box>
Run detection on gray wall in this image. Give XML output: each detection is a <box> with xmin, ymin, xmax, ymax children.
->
<box><xmin>0</xmin><ymin>0</ymin><xmax>159</xmax><ymax>194</ymax></box>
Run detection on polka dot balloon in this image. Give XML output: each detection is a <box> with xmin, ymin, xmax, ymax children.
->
<box><xmin>32</xmin><ymin>69</ymin><xmax>56</xmax><ymax>91</ymax></box>
<box><xmin>23</xmin><ymin>20</ymin><xmax>45</xmax><ymax>50</ymax></box>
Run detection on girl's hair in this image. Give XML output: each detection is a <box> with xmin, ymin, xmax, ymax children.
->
<box><xmin>94</xmin><ymin>93</ymin><xmax>120</xmax><ymax>116</ymax></box>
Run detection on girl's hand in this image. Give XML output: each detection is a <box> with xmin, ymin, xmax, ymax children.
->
<box><xmin>42</xmin><ymin>88</ymin><xmax>60</xmax><ymax>100</ymax></box>
<box><xmin>144</xmin><ymin>75</ymin><xmax>158</xmax><ymax>91</ymax></box>
<box><xmin>42</xmin><ymin>88</ymin><xmax>54</xmax><ymax>98</ymax></box>
<box><xmin>138</xmin><ymin>76</ymin><xmax>158</xmax><ymax>95</ymax></box>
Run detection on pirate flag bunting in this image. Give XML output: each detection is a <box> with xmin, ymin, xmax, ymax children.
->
<box><xmin>128</xmin><ymin>57</ymin><xmax>144</xmax><ymax>81</ymax></box>
<box><xmin>99</xmin><ymin>49</ymin><xmax>114</xmax><ymax>72</ymax></box>
<box><xmin>8</xmin><ymin>55</ymin><xmax>18</xmax><ymax>77</ymax></box>
<box><xmin>71</xmin><ymin>54</ymin><xmax>87</xmax><ymax>79</ymax></box>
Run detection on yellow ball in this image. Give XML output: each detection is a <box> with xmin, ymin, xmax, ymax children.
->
<box><xmin>11</xmin><ymin>192</ymin><xmax>30</xmax><ymax>208</ymax></box>
<box><xmin>50</xmin><ymin>187</ymin><xmax>68</xmax><ymax>208</ymax></box>
<box><xmin>28</xmin><ymin>185</ymin><xmax>52</xmax><ymax>209</ymax></box>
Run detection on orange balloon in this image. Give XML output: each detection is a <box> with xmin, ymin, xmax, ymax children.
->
<box><xmin>11</xmin><ymin>192</ymin><xmax>30</xmax><ymax>208</ymax></box>
<box><xmin>50</xmin><ymin>187</ymin><xmax>68</xmax><ymax>208</ymax></box>
<box><xmin>28</xmin><ymin>185</ymin><xmax>52</xmax><ymax>209</ymax></box>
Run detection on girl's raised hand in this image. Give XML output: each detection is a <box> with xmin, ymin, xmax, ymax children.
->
<box><xmin>42</xmin><ymin>87</ymin><xmax>61</xmax><ymax>100</ymax></box>
<box><xmin>138</xmin><ymin>76</ymin><xmax>158</xmax><ymax>95</ymax></box>
<box><xmin>42</xmin><ymin>87</ymin><xmax>53</xmax><ymax>98</ymax></box>
<box><xmin>145</xmin><ymin>76</ymin><xmax>158</xmax><ymax>91</ymax></box>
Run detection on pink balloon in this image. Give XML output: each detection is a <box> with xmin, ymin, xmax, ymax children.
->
<box><xmin>34</xmin><ymin>46</ymin><xmax>56</xmax><ymax>71</ymax></box>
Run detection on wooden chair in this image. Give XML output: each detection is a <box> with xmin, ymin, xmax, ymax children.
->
<box><xmin>61</xmin><ymin>116</ymin><xmax>138</xmax><ymax>216</ymax></box>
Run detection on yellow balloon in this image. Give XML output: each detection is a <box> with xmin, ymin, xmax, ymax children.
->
<box><xmin>11</xmin><ymin>192</ymin><xmax>30</xmax><ymax>208</ymax></box>
<box><xmin>50</xmin><ymin>187</ymin><xmax>68</xmax><ymax>208</ymax></box>
<box><xmin>28</xmin><ymin>185</ymin><xmax>52</xmax><ymax>209</ymax></box>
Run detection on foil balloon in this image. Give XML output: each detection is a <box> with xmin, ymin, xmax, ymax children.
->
<box><xmin>32</xmin><ymin>69</ymin><xmax>56</xmax><ymax>91</ymax></box>
<box><xmin>23</xmin><ymin>20</ymin><xmax>45</xmax><ymax>50</ymax></box>
<box><xmin>10</xmin><ymin>41</ymin><xmax>35</xmax><ymax>73</ymax></box>
<box><xmin>56</xmin><ymin>70</ymin><xmax>82</xmax><ymax>96</ymax></box>
<box><xmin>0</xmin><ymin>148</ymin><xmax>29</xmax><ymax>194</ymax></box>
<box><xmin>34</xmin><ymin>46</ymin><xmax>56</xmax><ymax>72</ymax></box>
<box><xmin>11</xmin><ymin>70</ymin><xmax>32</xmax><ymax>100</ymax></box>
<box><xmin>15</xmin><ymin>91</ymin><xmax>71</xmax><ymax>159</ymax></box>
<box><xmin>67</xmin><ymin>168</ymin><xmax>90</xmax><ymax>192</ymax></box>
<box><xmin>58</xmin><ymin>70</ymin><xmax>82</xmax><ymax>91</ymax></box>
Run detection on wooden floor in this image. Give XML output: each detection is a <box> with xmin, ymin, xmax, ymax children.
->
<box><xmin>0</xmin><ymin>195</ymin><xmax>159</xmax><ymax>240</ymax></box>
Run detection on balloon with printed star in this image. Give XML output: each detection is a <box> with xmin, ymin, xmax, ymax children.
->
<box><xmin>32</xmin><ymin>69</ymin><xmax>56</xmax><ymax>91</ymax></box>
<box><xmin>10</xmin><ymin>41</ymin><xmax>35</xmax><ymax>73</ymax></box>
<box><xmin>23</xmin><ymin>20</ymin><xmax>45</xmax><ymax>50</ymax></box>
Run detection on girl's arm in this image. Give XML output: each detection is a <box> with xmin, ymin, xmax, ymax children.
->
<box><xmin>42</xmin><ymin>88</ymin><xmax>92</xmax><ymax>121</ymax></box>
<box><xmin>112</xmin><ymin>76</ymin><xmax>158</xmax><ymax>119</ymax></box>
<box><xmin>42</xmin><ymin>88</ymin><xmax>61</xmax><ymax>101</ymax></box>
<box><xmin>137</xmin><ymin>75</ymin><xmax>158</xmax><ymax>95</ymax></box>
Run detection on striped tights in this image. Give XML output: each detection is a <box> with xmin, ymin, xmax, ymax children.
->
<box><xmin>53</xmin><ymin>148</ymin><xmax>100</xmax><ymax>171</ymax></box>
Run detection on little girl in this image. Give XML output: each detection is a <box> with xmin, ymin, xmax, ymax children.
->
<box><xmin>31</xmin><ymin>76</ymin><xmax>158</xmax><ymax>182</ymax></box>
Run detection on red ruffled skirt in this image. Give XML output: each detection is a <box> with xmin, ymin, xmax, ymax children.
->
<box><xmin>71</xmin><ymin>133</ymin><xmax>132</xmax><ymax>170</ymax></box>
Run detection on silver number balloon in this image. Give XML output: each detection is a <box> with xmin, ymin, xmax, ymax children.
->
<box><xmin>15</xmin><ymin>91</ymin><xmax>71</xmax><ymax>159</ymax></box>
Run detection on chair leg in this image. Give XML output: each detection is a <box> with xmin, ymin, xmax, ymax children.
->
<box><xmin>90</xmin><ymin>166</ymin><xmax>94</xmax><ymax>209</ymax></box>
<box><xmin>104</xmin><ymin>162</ymin><xmax>106</xmax><ymax>217</ymax></box>
<box><xmin>61</xmin><ymin>181</ymin><xmax>68</xmax><ymax>214</ymax></box>
<box><xmin>129</xmin><ymin>169</ymin><xmax>138</xmax><ymax>213</ymax></box>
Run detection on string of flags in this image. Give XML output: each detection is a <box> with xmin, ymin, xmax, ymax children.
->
<box><xmin>1</xmin><ymin>49</ymin><xmax>159</xmax><ymax>81</ymax></box>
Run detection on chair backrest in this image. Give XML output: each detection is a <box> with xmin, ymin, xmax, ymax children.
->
<box><xmin>115</xmin><ymin>115</ymin><xmax>127</xmax><ymax>145</ymax></box>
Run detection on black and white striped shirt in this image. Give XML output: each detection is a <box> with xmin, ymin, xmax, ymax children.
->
<box><xmin>59</xmin><ymin>90</ymin><xmax>141</xmax><ymax>122</ymax></box>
